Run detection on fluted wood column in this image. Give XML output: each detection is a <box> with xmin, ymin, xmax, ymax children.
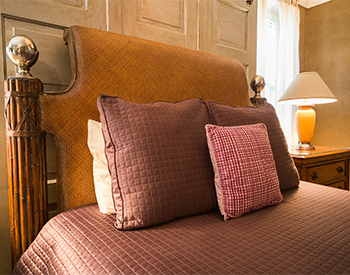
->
<box><xmin>4</xmin><ymin>76</ymin><xmax>47</xmax><ymax>266</ymax></box>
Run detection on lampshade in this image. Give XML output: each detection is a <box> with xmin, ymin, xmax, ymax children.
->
<box><xmin>278</xmin><ymin>72</ymin><xmax>337</xmax><ymax>105</ymax></box>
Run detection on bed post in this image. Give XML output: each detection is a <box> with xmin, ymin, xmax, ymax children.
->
<box><xmin>4</xmin><ymin>36</ymin><xmax>48</xmax><ymax>266</ymax></box>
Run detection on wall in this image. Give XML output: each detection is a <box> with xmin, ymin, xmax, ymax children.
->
<box><xmin>0</xmin><ymin>0</ymin><xmax>257</xmax><ymax>273</ymax></box>
<box><xmin>299</xmin><ymin>0</ymin><xmax>350</xmax><ymax>147</ymax></box>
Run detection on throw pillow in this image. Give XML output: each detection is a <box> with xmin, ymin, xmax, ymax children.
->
<box><xmin>205</xmin><ymin>123</ymin><xmax>283</xmax><ymax>220</ymax></box>
<box><xmin>97</xmin><ymin>96</ymin><xmax>217</xmax><ymax>230</ymax></box>
<box><xmin>87</xmin><ymin>119</ymin><xmax>115</xmax><ymax>214</ymax></box>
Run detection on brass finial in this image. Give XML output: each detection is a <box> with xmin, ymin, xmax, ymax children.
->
<box><xmin>6</xmin><ymin>35</ymin><xmax>39</xmax><ymax>77</ymax></box>
<box><xmin>250</xmin><ymin>75</ymin><xmax>267</xmax><ymax>106</ymax></box>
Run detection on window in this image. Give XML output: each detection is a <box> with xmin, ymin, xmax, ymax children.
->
<box><xmin>257</xmin><ymin>0</ymin><xmax>300</xmax><ymax>146</ymax></box>
<box><xmin>259</xmin><ymin>0</ymin><xmax>280</xmax><ymax>105</ymax></box>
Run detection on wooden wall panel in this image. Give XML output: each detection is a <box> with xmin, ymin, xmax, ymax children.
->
<box><xmin>121</xmin><ymin>0</ymin><xmax>198</xmax><ymax>49</ymax></box>
<box><xmin>141</xmin><ymin>0</ymin><xmax>183</xmax><ymax>30</ymax></box>
<box><xmin>51</xmin><ymin>0</ymin><xmax>88</xmax><ymax>10</ymax></box>
<box><xmin>217</xmin><ymin>0</ymin><xmax>248</xmax><ymax>51</ymax></box>
<box><xmin>199</xmin><ymin>0</ymin><xmax>257</xmax><ymax>81</ymax></box>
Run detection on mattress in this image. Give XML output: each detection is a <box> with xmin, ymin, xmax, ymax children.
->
<box><xmin>13</xmin><ymin>181</ymin><xmax>350</xmax><ymax>274</ymax></box>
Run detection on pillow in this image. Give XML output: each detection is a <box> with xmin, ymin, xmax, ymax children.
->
<box><xmin>205</xmin><ymin>123</ymin><xmax>283</xmax><ymax>220</ymax></box>
<box><xmin>206</xmin><ymin>101</ymin><xmax>299</xmax><ymax>190</ymax></box>
<box><xmin>97</xmin><ymin>96</ymin><xmax>217</xmax><ymax>230</ymax></box>
<box><xmin>87</xmin><ymin>119</ymin><xmax>115</xmax><ymax>214</ymax></box>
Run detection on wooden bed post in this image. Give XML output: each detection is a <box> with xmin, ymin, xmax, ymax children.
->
<box><xmin>4</xmin><ymin>36</ymin><xmax>48</xmax><ymax>266</ymax></box>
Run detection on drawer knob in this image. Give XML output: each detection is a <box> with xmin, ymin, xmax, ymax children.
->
<box><xmin>337</xmin><ymin>166</ymin><xmax>344</xmax><ymax>174</ymax></box>
<box><xmin>312</xmin><ymin>172</ymin><xmax>319</xmax><ymax>180</ymax></box>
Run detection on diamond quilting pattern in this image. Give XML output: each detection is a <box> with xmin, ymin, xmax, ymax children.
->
<box><xmin>98</xmin><ymin>97</ymin><xmax>217</xmax><ymax>230</ymax></box>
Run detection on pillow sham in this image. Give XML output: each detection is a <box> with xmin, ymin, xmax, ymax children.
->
<box><xmin>87</xmin><ymin>119</ymin><xmax>115</xmax><ymax>214</ymax></box>
<box><xmin>206</xmin><ymin>101</ymin><xmax>299</xmax><ymax>190</ymax></box>
<box><xmin>97</xmin><ymin>96</ymin><xmax>217</xmax><ymax>230</ymax></box>
<box><xmin>205</xmin><ymin>123</ymin><xmax>283</xmax><ymax>220</ymax></box>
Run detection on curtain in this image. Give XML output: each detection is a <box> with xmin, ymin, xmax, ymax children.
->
<box><xmin>256</xmin><ymin>0</ymin><xmax>268</xmax><ymax>76</ymax></box>
<box><xmin>257</xmin><ymin>0</ymin><xmax>300</xmax><ymax>146</ymax></box>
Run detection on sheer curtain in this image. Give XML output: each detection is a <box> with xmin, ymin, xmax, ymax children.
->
<box><xmin>257</xmin><ymin>0</ymin><xmax>300</xmax><ymax>146</ymax></box>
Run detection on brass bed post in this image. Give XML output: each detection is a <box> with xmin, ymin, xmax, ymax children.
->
<box><xmin>250</xmin><ymin>75</ymin><xmax>267</xmax><ymax>106</ymax></box>
<box><xmin>4</xmin><ymin>36</ymin><xmax>48</xmax><ymax>266</ymax></box>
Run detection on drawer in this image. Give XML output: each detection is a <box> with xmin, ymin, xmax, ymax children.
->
<box><xmin>306</xmin><ymin>161</ymin><xmax>346</xmax><ymax>184</ymax></box>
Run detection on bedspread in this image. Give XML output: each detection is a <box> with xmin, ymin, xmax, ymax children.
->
<box><xmin>13</xmin><ymin>181</ymin><xmax>350</xmax><ymax>274</ymax></box>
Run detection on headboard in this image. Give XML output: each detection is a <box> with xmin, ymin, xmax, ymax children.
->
<box><xmin>40</xmin><ymin>26</ymin><xmax>251</xmax><ymax>212</ymax></box>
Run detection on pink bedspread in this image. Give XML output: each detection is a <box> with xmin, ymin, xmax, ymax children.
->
<box><xmin>13</xmin><ymin>181</ymin><xmax>350</xmax><ymax>274</ymax></box>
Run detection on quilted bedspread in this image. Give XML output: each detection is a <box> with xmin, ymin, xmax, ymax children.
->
<box><xmin>13</xmin><ymin>181</ymin><xmax>350</xmax><ymax>274</ymax></box>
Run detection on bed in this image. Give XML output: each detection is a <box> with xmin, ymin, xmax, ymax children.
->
<box><xmin>9</xmin><ymin>26</ymin><xmax>350</xmax><ymax>274</ymax></box>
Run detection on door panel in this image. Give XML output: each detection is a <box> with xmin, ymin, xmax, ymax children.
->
<box><xmin>120</xmin><ymin>0</ymin><xmax>198</xmax><ymax>49</ymax></box>
<box><xmin>199</xmin><ymin>0</ymin><xmax>257</xmax><ymax>80</ymax></box>
<box><xmin>0</xmin><ymin>0</ymin><xmax>106</xmax><ymax>29</ymax></box>
<box><xmin>217</xmin><ymin>1</ymin><xmax>248</xmax><ymax>51</ymax></box>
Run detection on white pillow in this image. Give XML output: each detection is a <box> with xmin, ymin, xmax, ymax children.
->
<box><xmin>87</xmin><ymin>119</ymin><xmax>115</xmax><ymax>214</ymax></box>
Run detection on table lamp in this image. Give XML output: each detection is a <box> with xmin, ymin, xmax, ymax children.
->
<box><xmin>278</xmin><ymin>72</ymin><xmax>337</xmax><ymax>150</ymax></box>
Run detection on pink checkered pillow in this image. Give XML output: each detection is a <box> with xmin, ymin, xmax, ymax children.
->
<box><xmin>205</xmin><ymin>123</ymin><xmax>283</xmax><ymax>220</ymax></box>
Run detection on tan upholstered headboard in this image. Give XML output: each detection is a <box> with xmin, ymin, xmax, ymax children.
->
<box><xmin>40</xmin><ymin>25</ymin><xmax>251</xmax><ymax>212</ymax></box>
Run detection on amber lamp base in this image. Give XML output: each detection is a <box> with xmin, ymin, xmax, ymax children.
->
<box><xmin>295</xmin><ymin>105</ymin><xmax>316</xmax><ymax>150</ymax></box>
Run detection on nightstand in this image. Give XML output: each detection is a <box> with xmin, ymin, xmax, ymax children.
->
<box><xmin>290</xmin><ymin>146</ymin><xmax>350</xmax><ymax>190</ymax></box>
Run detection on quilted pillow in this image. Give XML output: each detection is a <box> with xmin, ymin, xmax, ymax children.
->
<box><xmin>97</xmin><ymin>96</ymin><xmax>217</xmax><ymax>230</ymax></box>
<box><xmin>87</xmin><ymin>119</ymin><xmax>115</xmax><ymax>214</ymax></box>
<box><xmin>205</xmin><ymin>123</ymin><xmax>283</xmax><ymax>220</ymax></box>
<box><xmin>206</xmin><ymin>101</ymin><xmax>299</xmax><ymax>190</ymax></box>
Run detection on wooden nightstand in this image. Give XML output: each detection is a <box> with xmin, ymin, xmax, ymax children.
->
<box><xmin>290</xmin><ymin>146</ymin><xmax>350</xmax><ymax>190</ymax></box>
